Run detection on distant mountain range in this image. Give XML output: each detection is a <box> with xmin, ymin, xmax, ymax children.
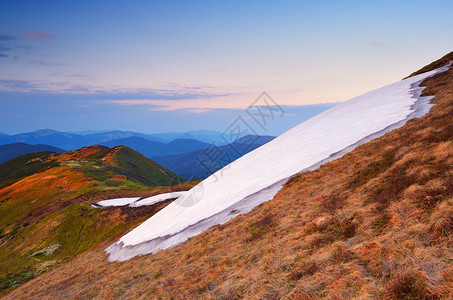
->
<box><xmin>146</xmin><ymin>130</ymin><xmax>229</xmax><ymax>144</ymax></box>
<box><xmin>0</xmin><ymin>129</ymin><xmax>94</xmax><ymax>150</ymax></box>
<box><xmin>101</xmin><ymin>137</ymin><xmax>210</xmax><ymax>158</ymax></box>
<box><xmin>153</xmin><ymin>135</ymin><xmax>275</xmax><ymax>180</ymax></box>
<box><xmin>0</xmin><ymin>143</ymin><xmax>65</xmax><ymax>164</ymax></box>
<box><xmin>0</xmin><ymin>130</ymin><xmax>275</xmax><ymax>180</ymax></box>
<box><xmin>0</xmin><ymin>129</ymin><xmax>226</xmax><ymax>151</ymax></box>
<box><xmin>84</xmin><ymin>131</ymin><xmax>166</xmax><ymax>143</ymax></box>
<box><xmin>0</xmin><ymin>129</ymin><xmax>276</xmax><ymax>180</ymax></box>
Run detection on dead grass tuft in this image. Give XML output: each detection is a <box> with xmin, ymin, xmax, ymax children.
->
<box><xmin>384</xmin><ymin>271</ymin><xmax>427</xmax><ymax>300</ymax></box>
<box><xmin>245</xmin><ymin>212</ymin><xmax>277</xmax><ymax>242</ymax></box>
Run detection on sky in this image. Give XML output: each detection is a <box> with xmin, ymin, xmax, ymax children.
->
<box><xmin>1</xmin><ymin>0</ymin><xmax>452</xmax><ymax>135</ymax></box>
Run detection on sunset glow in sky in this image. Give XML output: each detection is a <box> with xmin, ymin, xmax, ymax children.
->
<box><xmin>1</xmin><ymin>0</ymin><xmax>452</xmax><ymax>134</ymax></box>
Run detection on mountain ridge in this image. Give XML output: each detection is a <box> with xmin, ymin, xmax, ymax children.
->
<box><xmin>0</xmin><ymin>129</ymin><xmax>227</xmax><ymax>150</ymax></box>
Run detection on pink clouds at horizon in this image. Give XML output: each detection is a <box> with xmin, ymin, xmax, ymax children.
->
<box><xmin>23</xmin><ymin>32</ymin><xmax>52</xmax><ymax>39</ymax></box>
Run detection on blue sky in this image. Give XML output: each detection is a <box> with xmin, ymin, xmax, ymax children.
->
<box><xmin>1</xmin><ymin>0</ymin><xmax>452</xmax><ymax>134</ymax></box>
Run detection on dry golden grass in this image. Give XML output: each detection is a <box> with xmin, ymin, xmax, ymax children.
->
<box><xmin>3</xmin><ymin>67</ymin><xmax>453</xmax><ymax>299</ymax></box>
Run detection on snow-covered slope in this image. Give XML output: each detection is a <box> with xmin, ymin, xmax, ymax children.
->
<box><xmin>106</xmin><ymin>66</ymin><xmax>449</xmax><ymax>261</ymax></box>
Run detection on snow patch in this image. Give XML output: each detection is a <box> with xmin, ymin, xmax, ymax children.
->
<box><xmin>97</xmin><ymin>197</ymin><xmax>141</xmax><ymax>207</ymax></box>
<box><xmin>130</xmin><ymin>191</ymin><xmax>187</xmax><ymax>207</ymax></box>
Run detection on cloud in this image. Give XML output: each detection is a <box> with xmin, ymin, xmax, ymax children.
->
<box><xmin>15</xmin><ymin>44</ymin><xmax>33</xmax><ymax>50</ymax></box>
<box><xmin>103</xmin><ymin>92</ymin><xmax>340</xmax><ymax>113</ymax></box>
<box><xmin>0</xmin><ymin>77</ymin><xmax>235</xmax><ymax>105</ymax></box>
<box><xmin>51</xmin><ymin>72</ymin><xmax>89</xmax><ymax>79</ymax></box>
<box><xmin>23</xmin><ymin>32</ymin><xmax>52</xmax><ymax>39</ymax></box>
<box><xmin>0</xmin><ymin>34</ymin><xmax>35</xmax><ymax>59</ymax></box>
<box><xmin>186</xmin><ymin>108</ymin><xmax>213</xmax><ymax>113</ymax></box>
<box><xmin>161</xmin><ymin>82</ymin><xmax>215</xmax><ymax>91</ymax></box>
<box><xmin>104</xmin><ymin>94</ymin><xmax>244</xmax><ymax>111</ymax></box>
<box><xmin>0</xmin><ymin>79</ymin><xmax>41</xmax><ymax>91</ymax></box>
<box><xmin>0</xmin><ymin>34</ymin><xmax>16</xmax><ymax>57</ymax></box>
<box><xmin>370</xmin><ymin>42</ymin><xmax>384</xmax><ymax>47</ymax></box>
<box><xmin>29</xmin><ymin>60</ymin><xmax>68</xmax><ymax>66</ymax></box>
<box><xmin>0</xmin><ymin>34</ymin><xmax>16</xmax><ymax>41</ymax></box>
<box><xmin>0</xmin><ymin>45</ymin><xmax>12</xmax><ymax>51</ymax></box>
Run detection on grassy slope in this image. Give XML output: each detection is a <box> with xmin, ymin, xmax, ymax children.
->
<box><xmin>3</xmin><ymin>58</ymin><xmax>451</xmax><ymax>299</ymax></box>
<box><xmin>105</xmin><ymin>146</ymin><xmax>183</xmax><ymax>186</ymax></box>
<box><xmin>57</xmin><ymin>145</ymin><xmax>183</xmax><ymax>187</ymax></box>
<box><xmin>0</xmin><ymin>151</ymin><xmax>59</xmax><ymax>188</ymax></box>
<box><xmin>0</xmin><ymin>145</ymin><xmax>190</xmax><ymax>294</ymax></box>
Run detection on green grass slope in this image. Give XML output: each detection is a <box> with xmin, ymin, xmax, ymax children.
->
<box><xmin>102</xmin><ymin>146</ymin><xmax>183</xmax><ymax>186</ymax></box>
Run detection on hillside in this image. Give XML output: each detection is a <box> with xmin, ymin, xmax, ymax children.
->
<box><xmin>154</xmin><ymin>135</ymin><xmax>275</xmax><ymax>180</ymax></box>
<box><xmin>89</xmin><ymin>145</ymin><xmax>183</xmax><ymax>186</ymax></box>
<box><xmin>0</xmin><ymin>145</ymin><xmax>189</xmax><ymax>293</ymax></box>
<box><xmin>0</xmin><ymin>143</ymin><xmax>65</xmax><ymax>164</ymax></box>
<box><xmin>3</xmin><ymin>55</ymin><xmax>451</xmax><ymax>299</ymax></box>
